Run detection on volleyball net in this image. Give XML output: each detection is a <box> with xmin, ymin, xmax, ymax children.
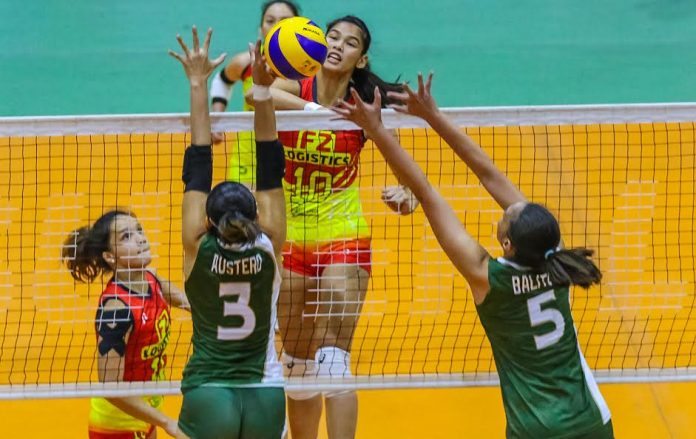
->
<box><xmin>1</xmin><ymin>104</ymin><xmax>695</xmax><ymax>399</ymax></box>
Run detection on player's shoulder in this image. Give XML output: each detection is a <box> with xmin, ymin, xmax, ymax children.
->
<box><xmin>224</xmin><ymin>51</ymin><xmax>252</xmax><ymax>78</ymax></box>
<box><xmin>255</xmin><ymin>233</ymin><xmax>275</xmax><ymax>255</ymax></box>
<box><xmin>100</xmin><ymin>296</ymin><xmax>128</xmax><ymax>310</ymax></box>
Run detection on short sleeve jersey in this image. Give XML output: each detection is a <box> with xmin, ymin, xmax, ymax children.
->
<box><xmin>277</xmin><ymin>77</ymin><xmax>370</xmax><ymax>243</ymax></box>
<box><xmin>476</xmin><ymin>257</ymin><xmax>611</xmax><ymax>438</ymax></box>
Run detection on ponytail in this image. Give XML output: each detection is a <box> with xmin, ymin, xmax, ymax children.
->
<box><xmin>213</xmin><ymin>211</ymin><xmax>261</xmax><ymax>245</ymax></box>
<box><xmin>351</xmin><ymin>65</ymin><xmax>403</xmax><ymax>107</ymax></box>
<box><xmin>544</xmin><ymin>248</ymin><xmax>602</xmax><ymax>289</ymax></box>
<box><xmin>507</xmin><ymin>203</ymin><xmax>602</xmax><ymax>289</ymax></box>
<box><xmin>62</xmin><ymin>210</ymin><xmax>131</xmax><ymax>283</ymax></box>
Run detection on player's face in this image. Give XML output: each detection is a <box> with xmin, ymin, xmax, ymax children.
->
<box><xmin>106</xmin><ymin>215</ymin><xmax>151</xmax><ymax>270</ymax></box>
<box><xmin>324</xmin><ymin>22</ymin><xmax>368</xmax><ymax>74</ymax></box>
<box><xmin>497</xmin><ymin>201</ymin><xmax>527</xmax><ymax>255</ymax></box>
<box><xmin>260</xmin><ymin>3</ymin><xmax>296</xmax><ymax>37</ymax></box>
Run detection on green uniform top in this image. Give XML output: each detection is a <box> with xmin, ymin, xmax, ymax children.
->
<box><xmin>182</xmin><ymin>233</ymin><xmax>283</xmax><ymax>392</ymax></box>
<box><xmin>476</xmin><ymin>257</ymin><xmax>611</xmax><ymax>439</ymax></box>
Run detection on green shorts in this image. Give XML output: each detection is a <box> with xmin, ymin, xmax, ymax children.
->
<box><xmin>178</xmin><ymin>386</ymin><xmax>285</xmax><ymax>439</ymax></box>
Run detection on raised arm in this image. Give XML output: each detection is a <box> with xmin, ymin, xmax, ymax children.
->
<box><xmin>169</xmin><ymin>27</ymin><xmax>225</xmax><ymax>277</ymax></box>
<box><xmin>332</xmin><ymin>88</ymin><xmax>490</xmax><ymax>301</ymax></box>
<box><xmin>249</xmin><ymin>41</ymin><xmax>287</xmax><ymax>259</ymax></box>
<box><xmin>388</xmin><ymin>73</ymin><xmax>526</xmax><ymax>210</ymax></box>
<box><xmin>244</xmin><ymin>77</ymin><xmax>323</xmax><ymax>110</ymax></box>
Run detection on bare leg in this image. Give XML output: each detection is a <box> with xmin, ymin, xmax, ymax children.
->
<box><xmin>317</xmin><ymin>265</ymin><xmax>369</xmax><ymax>353</ymax></box>
<box><xmin>278</xmin><ymin>268</ymin><xmax>323</xmax><ymax>439</ymax></box>
<box><xmin>278</xmin><ymin>268</ymin><xmax>319</xmax><ymax>359</ymax></box>
<box><xmin>287</xmin><ymin>396</ymin><xmax>323</xmax><ymax>439</ymax></box>
<box><xmin>326</xmin><ymin>393</ymin><xmax>358</xmax><ymax>439</ymax></box>
<box><xmin>316</xmin><ymin>265</ymin><xmax>369</xmax><ymax>439</ymax></box>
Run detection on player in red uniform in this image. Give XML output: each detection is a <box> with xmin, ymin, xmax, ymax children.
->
<box><xmin>62</xmin><ymin>210</ymin><xmax>190</xmax><ymax>439</ymax></box>
<box><xmin>255</xmin><ymin>15</ymin><xmax>419</xmax><ymax>439</ymax></box>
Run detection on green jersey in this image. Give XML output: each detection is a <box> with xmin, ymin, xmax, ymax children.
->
<box><xmin>182</xmin><ymin>233</ymin><xmax>283</xmax><ymax>391</ymax></box>
<box><xmin>476</xmin><ymin>258</ymin><xmax>611</xmax><ymax>439</ymax></box>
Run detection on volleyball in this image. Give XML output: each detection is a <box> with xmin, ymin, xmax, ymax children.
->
<box><xmin>263</xmin><ymin>17</ymin><xmax>328</xmax><ymax>80</ymax></box>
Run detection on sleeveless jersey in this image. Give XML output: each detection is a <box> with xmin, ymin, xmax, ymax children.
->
<box><xmin>89</xmin><ymin>272</ymin><xmax>171</xmax><ymax>432</ymax></box>
<box><xmin>227</xmin><ymin>64</ymin><xmax>256</xmax><ymax>184</ymax></box>
<box><xmin>277</xmin><ymin>77</ymin><xmax>370</xmax><ymax>243</ymax></box>
<box><xmin>477</xmin><ymin>258</ymin><xmax>611</xmax><ymax>438</ymax></box>
<box><xmin>181</xmin><ymin>233</ymin><xmax>283</xmax><ymax>391</ymax></box>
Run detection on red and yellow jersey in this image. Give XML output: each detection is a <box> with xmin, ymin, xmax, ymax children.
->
<box><xmin>227</xmin><ymin>63</ymin><xmax>257</xmax><ymax>184</ymax></box>
<box><xmin>89</xmin><ymin>271</ymin><xmax>171</xmax><ymax>433</ymax></box>
<box><xmin>240</xmin><ymin>64</ymin><xmax>254</xmax><ymax>112</ymax></box>
<box><xmin>278</xmin><ymin>77</ymin><xmax>370</xmax><ymax>243</ymax></box>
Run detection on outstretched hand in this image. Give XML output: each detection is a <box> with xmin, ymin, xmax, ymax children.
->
<box><xmin>387</xmin><ymin>72</ymin><xmax>438</xmax><ymax>120</ymax></box>
<box><xmin>169</xmin><ymin>26</ymin><xmax>226</xmax><ymax>85</ymax></box>
<box><xmin>249</xmin><ymin>40</ymin><xmax>275</xmax><ymax>87</ymax></box>
<box><xmin>331</xmin><ymin>86</ymin><xmax>385</xmax><ymax>135</ymax></box>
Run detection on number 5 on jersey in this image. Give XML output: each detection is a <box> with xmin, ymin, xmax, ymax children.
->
<box><xmin>527</xmin><ymin>290</ymin><xmax>565</xmax><ymax>350</ymax></box>
<box><xmin>218</xmin><ymin>282</ymin><xmax>256</xmax><ymax>340</ymax></box>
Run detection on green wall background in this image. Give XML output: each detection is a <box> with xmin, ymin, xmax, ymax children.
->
<box><xmin>1</xmin><ymin>0</ymin><xmax>694</xmax><ymax>116</ymax></box>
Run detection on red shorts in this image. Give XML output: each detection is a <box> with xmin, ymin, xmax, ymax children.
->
<box><xmin>88</xmin><ymin>425</ymin><xmax>155</xmax><ymax>439</ymax></box>
<box><xmin>282</xmin><ymin>238</ymin><xmax>372</xmax><ymax>277</ymax></box>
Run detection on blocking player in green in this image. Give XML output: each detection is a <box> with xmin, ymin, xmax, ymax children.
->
<box><xmin>169</xmin><ymin>27</ymin><xmax>287</xmax><ymax>439</ymax></box>
<box><xmin>332</xmin><ymin>75</ymin><xmax>614</xmax><ymax>439</ymax></box>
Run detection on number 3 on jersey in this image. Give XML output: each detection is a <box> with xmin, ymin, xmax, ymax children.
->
<box><xmin>217</xmin><ymin>282</ymin><xmax>256</xmax><ymax>341</ymax></box>
<box><xmin>527</xmin><ymin>290</ymin><xmax>565</xmax><ymax>350</ymax></box>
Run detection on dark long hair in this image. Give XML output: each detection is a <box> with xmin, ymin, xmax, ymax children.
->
<box><xmin>62</xmin><ymin>209</ymin><xmax>132</xmax><ymax>283</ymax></box>
<box><xmin>507</xmin><ymin>203</ymin><xmax>602</xmax><ymax>289</ymax></box>
<box><xmin>261</xmin><ymin>0</ymin><xmax>300</xmax><ymax>21</ymax></box>
<box><xmin>326</xmin><ymin>15</ymin><xmax>403</xmax><ymax>107</ymax></box>
<box><xmin>206</xmin><ymin>182</ymin><xmax>261</xmax><ymax>245</ymax></box>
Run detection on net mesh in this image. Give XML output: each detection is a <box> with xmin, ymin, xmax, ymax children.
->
<box><xmin>1</xmin><ymin>105</ymin><xmax>696</xmax><ymax>399</ymax></box>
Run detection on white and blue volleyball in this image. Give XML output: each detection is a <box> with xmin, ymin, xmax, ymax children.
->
<box><xmin>264</xmin><ymin>17</ymin><xmax>328</xmax><ymax>80</ymax></box>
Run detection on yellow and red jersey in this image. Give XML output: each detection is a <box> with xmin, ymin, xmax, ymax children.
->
<box><xmin>227</xmin><ymin>63</ymin><xmax>256</xmax><ymax>184</ymax></box>
<box><xmin>88</xmin><ymin>271</ymin><xmax>171</xmax><ymax>434</ymax></box>
<box><xmin>278</xmin><ymin>77</ymin><xmax>370</xmax><ymax>243</ymax></box>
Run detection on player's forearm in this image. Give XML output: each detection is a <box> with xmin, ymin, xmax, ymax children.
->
<box><xmin>253</xmin><ymin>88</ymin><xmax>277</xmax><ymax>142</ymax></box>
<box><xmin>269</xmin><ymin>88</ymin><xmax>308</xmax><ymax>110</ymax></box>
<box><xmin>426</xmin><ymin>111</ymin><xmax>526</xmax><ymax>209</ymax></box>
<box><xmin>190</xmin><ymin>81</ymin><xmax>212</xmax><ymax>146</ymax></box>
<box><xmin>156</xmin><ymin>275</ymin><xmax>190</xmax><ymax>311</ymax></box>
<box><xmin>106</xmin><ymin>397</ymin><xmax>172</xmax><ymax>429</ymax></box>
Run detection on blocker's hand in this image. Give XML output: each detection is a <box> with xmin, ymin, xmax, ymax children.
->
<box><xmin>169</xmin><ymin>26</ymin><xmax>226</xmax><ymax>84</ymax></box>
<box><xmin>249</xmin><ymin>39</ymin><xmax>276</xmax><ymax>87</ymax></box>
<box><xmin>331</xmin><ymin>86</ymin><xmax>385</xmax><ymax>136</ymax></box>
<box><xmin>387</xmin><ymin>72</ymin><xmax>438</xmax><ymax>120</ymax></box>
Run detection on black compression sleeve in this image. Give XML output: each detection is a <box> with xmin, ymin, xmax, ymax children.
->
<box><xmin>219</xmin><ymin>69</ymin><xmax>235</xmax><ymax>85</ymax></box>
<box><xmin>182</xmin><ymin>145</ymin><xmax>213</xmax><ymax>193</ymax></box>
<box><xmin>256</xmin><ymin>140</ymin><xmax>285</xmax><ymax>190</ymax></box>
<box><xmin>95</xmin><ymin>302</ymin><xmax>133</xmax><ymax>356</ymax></box>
